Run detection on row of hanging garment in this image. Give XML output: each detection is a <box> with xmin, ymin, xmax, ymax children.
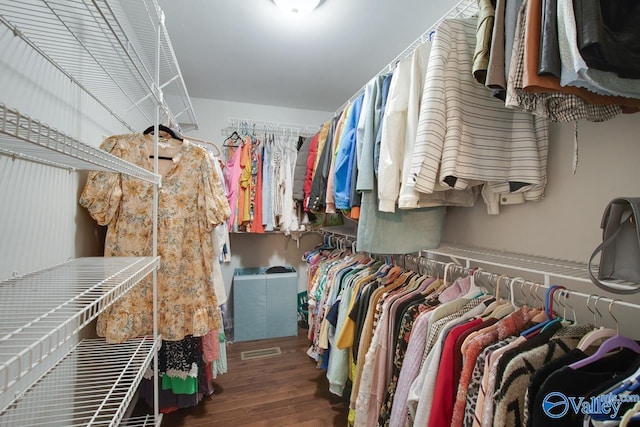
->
<box><xmin>223</xmin><ymin>129</ymin><xmax>306</xmax><ymax>236</ymax></box>
<box><xmin>303</xmin><ymin>242</ymin><xmax>640</xmax><ymax>427</ymax></box>
<box><xmin>79</xmin><ymin>125</ymin><xmax>231</xmax><ymax>414</ymax></box>
<box><xmin>494</xmin><ymin>0</ymin><xmax>640</xmax><ymax>121</ymax></box>
<box><xmin>296</xmin><ymin>3</ymin><xmax>640</xmax><ymax>256</ymax></box>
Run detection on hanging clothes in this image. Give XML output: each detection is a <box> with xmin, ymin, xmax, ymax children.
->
<box><xmin>292</xmin><ymin>135</ymin><xmax>311</xmax><ymax>202</ymax></box>
<box><xmin>224</xmin><ymin>143</ymin><xmax>243</xmax><ymax>232</ymax></box>
<box><xmin>305</xmin><ymin>242</ymin><xmax>640</xmax><ymax>427</ymax></box>
<box><xmin>262</xmin><ymin>134</ymin><xmax>275</xmax><ymax>231</ymax></box>
<box><xmin>505</xmin><ymin>0</ymin><xmax>624</xmax><ymax>122</ymax></box>
<box><xmin>559</xmin><ymin>0</ymin><xmax>640</xmax><ymax>98</ymax></box>
<box><xmin>79</xmin><ymin>133</ymin><xmax>230</xmax><ymax>343</ymax></box>
<box><xmin>309</xmin><ymin>117</ymin><xmax>338</xmax><ymax>212</ymax></box>
<box><xmin>80</xmin><ymin>132</ymin><xmax>230</xmax><ymax>415</ymax></box>
<box><xmin>326</xmin><ymin>107</ymin><xmax>349</xmax><ymax>214</ymax></box>
<box><xmin>409</xmin><ymin>18</ymin><xmax>549</xmax><ymax>215</ymax></box>
<box><xmin>334</xmin><ymin>95</ymin><xmax>363</xmax><ymax>211</ymax></box>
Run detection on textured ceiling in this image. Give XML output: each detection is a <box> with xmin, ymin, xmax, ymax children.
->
<box><xmin>158</xmin><ymin>0</ymin><xmax>463</xmax><ymax>113</ymax></box>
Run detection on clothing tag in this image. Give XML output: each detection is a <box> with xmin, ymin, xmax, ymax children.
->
<box><xmin>158</xmin><ymin>138</ymin><xmax>172</xmax><ymax>148</ymax></box>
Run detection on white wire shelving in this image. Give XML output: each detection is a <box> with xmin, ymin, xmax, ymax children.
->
<box><xmin>0</xmin><ymin>256</ymin><xmax>160</xmax><ymax>413</ymax></box>
<box><xmin>0</xmin><ymin>1</ymin><xmax>181</xmax><ymax>424</ymax></box>
<box><xmin>421</xmin><ymin>243</ymin><xmax>640</xmax><ymax>307</ymax></box>
<box><xmin>331</xmin><ymin>0</ymin><xmax>478</xmax><ymax>116</ymax></box>
<box><xmin>225</xmin><ymin>117</ymin><xmax>319</xmax><ymax>138</ymax></box>
<box><xmin>0</xmin><ymin>102</ymin><xmax>161</xmax><ymax>184</ymax></box>
<box><xmin>422</xmin><ymin>243</ymin><xmax>593</xmax><ymax>285</ymax></box>
<box><xmin>0</xmin><ymin>0</ymin><xmax>197</xmax><ymax>131</ymax></box>
<box><xmin>120</xmin><ymin>414</ymin><xmax>162</xmax><ymax>427</ymax></box>
<box><xmin>0</xmin><ymin>337</ymin><xmax>159</xmax><ymax>426</ymax></box>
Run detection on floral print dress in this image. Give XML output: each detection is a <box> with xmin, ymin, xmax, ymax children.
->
<box><xmin>80</xmin><ymin>133</ymin><xmax>231</xmax><ymax>343</ymax></box>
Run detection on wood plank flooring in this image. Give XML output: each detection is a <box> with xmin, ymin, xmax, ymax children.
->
<box><xmin>157</xmin><ymin>328</ymin><xmax>349</xmax><ymax>426</ymax></box>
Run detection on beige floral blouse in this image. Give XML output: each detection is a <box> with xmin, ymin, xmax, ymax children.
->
<box><xmin>79</xmin><ymin>133</ymin><xmax>231</xmax><ymax>343</ymax></box>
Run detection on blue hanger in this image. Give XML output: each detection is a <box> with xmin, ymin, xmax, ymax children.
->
<box><xmin>519</xmin><ymin>285</ymin><xmax>562</xmax><ymax>337</ymax></box>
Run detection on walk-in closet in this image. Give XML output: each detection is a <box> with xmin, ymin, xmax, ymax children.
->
<box><xmin>2</xmin><ymin>0</ymin><xmax>640</xmax><ymax>426</ymax></box>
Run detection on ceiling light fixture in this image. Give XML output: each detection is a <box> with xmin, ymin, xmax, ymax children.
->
<box><xmin>272</xmin><ymin>0</ymin><xmax>322</xmax><ymax>16</ymax></box>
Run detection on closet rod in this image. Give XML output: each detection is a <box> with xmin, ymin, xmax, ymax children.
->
<box><xmin>396</xmin><ymin>253</ymin><xmax>640</xmax><ymax>314</ymax></box>
<box><xmin>227</xmin><ymin>117</ymin><xmax>318</xmax><ymax>136</ymax></box>
<box><xmin>183</xmin><ymin>134</ymin><xmax>221</xmax><ymax>157</ymax></box>
<box><xmin>330</xmin><ymin>0</ymin><xmax>478</xmax><ymax>118</ymax></box>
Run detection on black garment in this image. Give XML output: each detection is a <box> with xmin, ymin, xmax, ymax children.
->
<box><xmin>531</xmin><ymin>348</ymin><xmax>640</xmax><ymax>426</ymax></box>
<box><xmin>348</xmin><ymin>278</ymin><xmax>380</xmax><ymax>362</ymax></box>
<box><xmin>574</xmin><ymin>0</ymin><xmax>640</xmax><ymax>79</ymax></box>
<box><xmin>308</xmin><ymin>116</ymin><xmax>338</xmax><ymax>212</ymax></box>
<box><xmin>350</xmin><ymin>157</ymin><xmax>361</xmax><ymax>209</ymax></box>
<box><xmin>539</xmin><ymin>0</ymin><xmax>561</xmax><ymax>77</ymax></box>
<box><xmin>525</xmin><ymin>348</ymin><xmax>588</xmax><ymax>427</ymax></box>
<box><xmin>326</xmin><ymin>299</ymin><xmax>341</xmax><ymax>328</ymax></box>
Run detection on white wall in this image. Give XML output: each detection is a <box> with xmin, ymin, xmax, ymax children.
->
<box><xmin>442</xmin><ymin>113</ymin><xmax>640</xmax><ymax>263</ymax></box>
<box><xmin>441</xmin><ymin>113</ymin><xmax>640</xmax><ymax>313</ymax></box>
<box><xmin>0</xmin><ymin>20</ymin><xmax>134</xmax><ymax>418</ymax></box>
<box><xmin>0</xmin><ymin>26</ymin><xmax>130</xmax><ymax>281</ymax></box>
<box><xmin>184</xmin><ymin>97</ymin><xmax>330</xmax><ymax>297</ymax></box>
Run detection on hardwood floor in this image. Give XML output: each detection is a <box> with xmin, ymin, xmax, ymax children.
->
<box><xmin>156</xmin><ymin>328</ymin><xmax>349</xmax><ymax>426</ymax></box>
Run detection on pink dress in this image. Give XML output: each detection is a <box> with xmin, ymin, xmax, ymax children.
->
<box><xmin>224</xmin><ymin>146</ymin><xmax>243</xmax><ymax>231</ymax></box>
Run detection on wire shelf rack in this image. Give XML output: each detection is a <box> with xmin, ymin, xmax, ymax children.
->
<box><xmin>120</xmin><ymin>414</ymin><xmax>163</xmax><ymax>427</ymax></box>
<box><xmin>422</xmin><ymin>243</ymin><xmax>640</xmax><ymax>295</ymax></box>
<box><xmin>0</xmin><ymin>102</ymin><xmax>161</xmax><ymax>184</ymax></box>
<box><xmin>0</xmin><ymin>256</ymin><xmax>160</xmax><ymax>411</ymax></box>
<box><xmin>0</xmin><ymin>0</ymin><xmax>197</xmax><ymax>131</ymax></box>
<box><xmin>423</xmin><ymin>243</ymin><xmax>594</xmax><ymax>285</ymax></box>
<box><xmin>0</xmin><ymin>337</ymin><xmax>160</xmax><ymax>426</ymax></box>
<box><xmin>332</xmin><ymin>0</ymin><xmax>478</xmax><ymax>116</ymax></box>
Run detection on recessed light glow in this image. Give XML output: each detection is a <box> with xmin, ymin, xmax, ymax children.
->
<box><xmin>273</xmin><ymin>0</ymin><xmax>322</xmax><ymax>16</ymax></box>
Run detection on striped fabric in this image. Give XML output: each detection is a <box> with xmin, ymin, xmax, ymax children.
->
<box><xmin>409</xmin><ymin>18</ymin><xmax>548</xmax><ymax>197</ymax></box>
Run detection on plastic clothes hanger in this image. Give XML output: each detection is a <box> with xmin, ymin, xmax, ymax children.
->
<box><xmin>143</xmin><ymin>124</ymin><xmax>183</xmax><ymax>141</ymax></box>
<box><xmin>570</xmin><ymin>332</ymin><xmax>640</xmax><ymax>370</ymax></box>
<box><xmin>223</xmin><ymin>131</ymin><xmax>243</xmax><ymax>147</ymax></box>
<box><xmin>478</xmin><ymin>274</ymin><xmax>504</xmax><ymax>317</ymax></box>
<box><xmin>541</xmin><ymin>288</ymin><xmax>570</xmax><ymax>332</ymax></box>
<box><xmin>519</xmin><ymin>285</ymin><xmax>560</xmax><ymax>337</ymax></box>
<box><xmin>581</xmin><ymin>301</ymin><xmax>640</xmax><ymax>425</ymax></box>
<box><xmin>461</xmin><ymin>267</ymin><xmax>486</xmax><ymax>299</ymax></box>
<box><xmin>620</xmin><ymin>401</ymin><xmax>640</xmax><ymax>427</ymax></box>
<box><xmin>577</xmin><ymin>295</ymin><xmax>617</xmax><ymax>351</ymax></box>
<box><xmin>524</xmin><ymin>281</ymin><xmax>548</xmax><ymax>324</ymax></box>
<box><xmin>442</xmin><ymin>261</ymin><xmax>456</xmax><ymax>288</ymax></box>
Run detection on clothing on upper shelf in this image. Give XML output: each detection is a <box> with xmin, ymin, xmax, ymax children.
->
<box><xmin>505</xmin><ymin>0</ymin><xmax>624</xmax><ymax>122</ymax></box>
<box><xmin>409</xmin><ymin>18</ymin><xmax>549</xmax><ymax>211</ymax></box>
<box><xmin>240</xmin><ymin>1</ymin><xmax>640</xmax><ymax>250</ymax></box>
<box><xmin>573</xmin><ymin>0</ymin><xmax>640</xmax><ymax>80</ymax></box>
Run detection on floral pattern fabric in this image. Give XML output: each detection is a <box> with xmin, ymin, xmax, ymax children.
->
<box><xmin>79</xmin><ymin>133</ymin><xmax>231</xmax><ymax>343</ymax></box>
